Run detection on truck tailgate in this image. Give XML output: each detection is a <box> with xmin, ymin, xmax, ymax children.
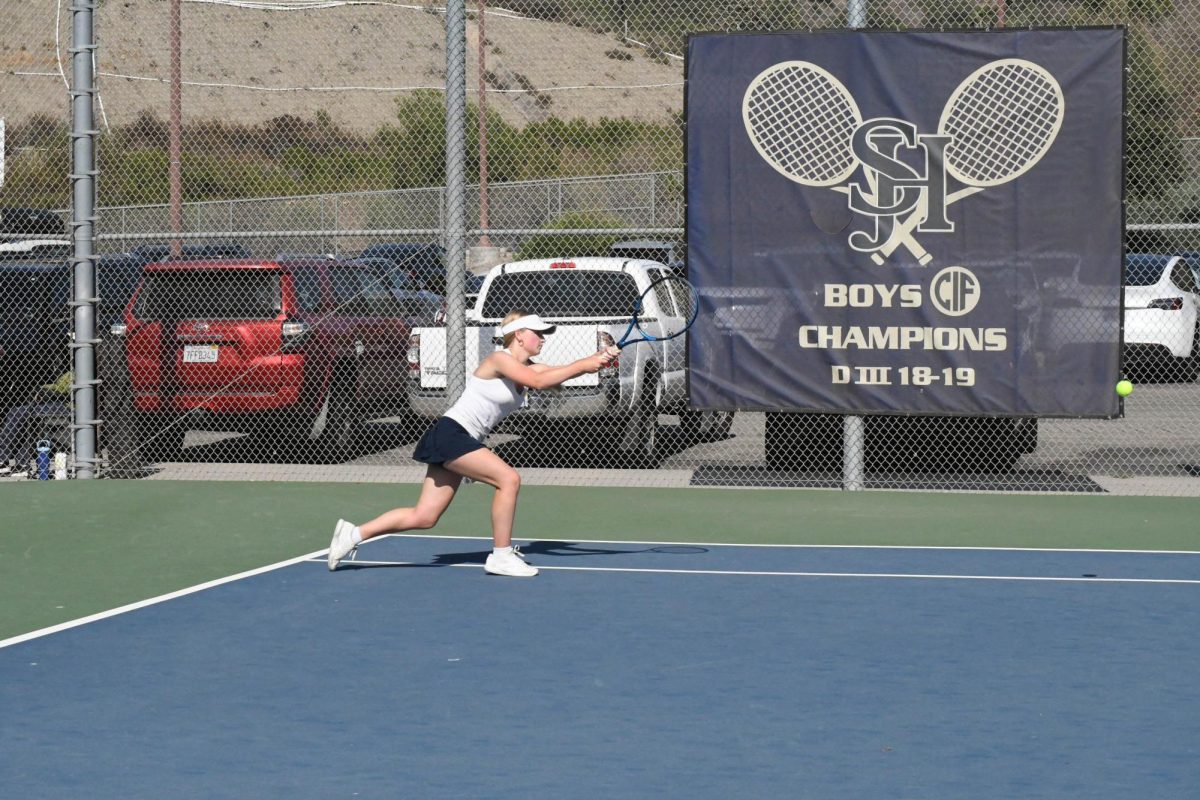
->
<box><xmin>414</xmin><ymin>323</ymin><xmax>600</xmax><ymax>388</ymax></box>
<box><xmin>534</xmin><ymin>325</ymin><xmax>600</xmax><ymax>386</ymax></box>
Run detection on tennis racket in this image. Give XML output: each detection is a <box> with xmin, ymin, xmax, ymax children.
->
<box><xmin>615</xmin><ymin>274</ymin><xmax>699</xmax><ymax>349</ymax></box>
<box><xmin>869</xmin><ymin>58</ymin><xmax>1065</xmax><ymax>265</ymax></box>
<box><xmin>743</xmin><ymin>60</ymin><xmax>863</xmax><ymax>188</ymax></box>
<box><xmin>742</xmin><ymin>61</ymin><xmax>885</xmax><ymax>236</ymax></box>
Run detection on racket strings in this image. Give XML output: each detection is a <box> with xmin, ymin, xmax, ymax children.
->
<box><xmin>943</xmin><ymin>63</ymin><xmax>1062</xmax><ymax>185</ymax></box>
<box><xmin>634</xmin><ymin>276</ymin><xmax>698</xmax><ymax>340</ymax></box>
<box><xmin>746</xmin><ymin>65</ymin><xmax>859</xmax><ymax>184</ymax></box>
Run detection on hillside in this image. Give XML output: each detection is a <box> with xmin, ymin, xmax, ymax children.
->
<box><xmin>0</xmin><ymin>1</ymin><xmax>684</xmax><ymax>134</ymax></box>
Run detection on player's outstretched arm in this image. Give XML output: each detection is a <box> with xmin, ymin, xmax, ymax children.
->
<box><xmin>482</xmin><ymin>349</ymin><xmax>615</xmax><ymax>390</ymax></box>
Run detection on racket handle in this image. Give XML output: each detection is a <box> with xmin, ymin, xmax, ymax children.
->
<box><xmin>870</xmin><ymin>209</ymin><xmax>932</xmax><ymax>265</ymax></box>
<box><xmin>869</xmin><ymin>186</ymin><xmax>982</xmax><ymax>266</ymax></box>
<box><xmin>871</xmin><ymin>234</ymin><xmax>931</xmax><ymax>265</ymax></box>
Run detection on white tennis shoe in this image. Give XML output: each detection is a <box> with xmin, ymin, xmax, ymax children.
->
<box><xmin>485</xmin><ymin>547</ymin><xmax>538</xmax><ymax>577</ymax></box>
<box><xmin>327</xmin><ymin>519</ymin><xmax>357</xmax><ymax>571</ymax></box>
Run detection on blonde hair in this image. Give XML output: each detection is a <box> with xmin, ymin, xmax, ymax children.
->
<box><xmin>501</xmin><ymin>308</ymin><xmax>533</xmax><ymax>348</ymax></box>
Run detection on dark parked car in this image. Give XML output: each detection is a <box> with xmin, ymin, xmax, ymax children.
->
<box><xmin>465</xmin><ymin>272</ymin><xmax>486</xmax><ymax>310</ymax></box>
<box><xmin>0</xmin><ymin>261</ymin><xmax>71</xmax><ymax>405</ymax></box>
<box><xmin>95</xmin><ymin>253</ymin><xmax>147</xmax><ymax>328</ymax></box>
<box><xmin>345</xmin><ymin>257</ymin><xmax>444</xmax><ymax>324</ymax></box>
<box><xmin>357</xmin><ymin>242</ymin><xmax>447</xmax><ymax>294</ymax></box>
<box><xmin>764</xmin><ymin>412</ymin><xmax>1037</xmax><ymax>474</ymax></box>
<box><xmin>0</xmin><ymin>207</ymin><xmax>67</xmax><ymax>241</ymax></box>
<box><xmin>0</xmin><ymin>247</ymin><xmax>143</xmax><ymax>402</ymax></box>
<box><xmin>131</xmin><ymin>242</ymin><xmax>252</xmax><ymax>262</ymax></box>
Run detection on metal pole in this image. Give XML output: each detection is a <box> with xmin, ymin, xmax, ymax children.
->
<box><xmin>70</xmin><ymin>0</ymin><xmax>98</xmax><ymax>478</ymax></box>
<box><xmin>844</xmin><ymin>0</ymin><xmax>868</xmax><ymax>491</ymax></box>
<box><xmin>847</xmin><ymin>0</ymin><xmax>868</xmax><ymax>28</ymax></box>
<box><xmin>445</xmin><ymin>0</ymin><xmax>467</xmax><ymax>404</ymax></box>
<box><xmin>843</xmin><ymin>415</ymin><xmax>864</xmax><ymax>491</ymax></box>
<box><xmin>168</xmin><ymin>0</ymin><xmax>183</xmax><ymax>257</ymax></box>
<box><xmin>477</xmin><ymin>0</ymin><xmax>491</xmax><ymax>247</ymax></box>
<box><xmin>333</xmin><ymin>195</ymin><xmax>341</xmax><ymax>257</ymax></box>
<box><xmin>649</xmin><ymin>173</ymin><xmax>656</xmax><ymax>226</ymax></box>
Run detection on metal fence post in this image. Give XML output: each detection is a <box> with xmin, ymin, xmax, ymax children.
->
<box><xmin>649</xmin><ymin>173</ymin><xmax>656</xmax><ymax>227</ymax></box>
<box><xmin>70</xmin><ymin>0</ymin><xmax>98</xmax><ymax>478</ymax></box>
<box><xmin>334</xmin><ymin>195</ymin><xmax>341</xmax><ymax>257</ymax></box>
<box><xmin>841</xmin><ymin>0</ymin><xmax>869</xmax><ymax>492</ymax></box>
<box><xmin>444</xmin><ymin>0</ymin><xmax>467</xmax><ymax>405</ymax></box>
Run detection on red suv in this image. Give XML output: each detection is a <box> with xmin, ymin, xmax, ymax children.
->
<box><xmin>111</xmin><ymin>258</ymin><xmax>410</xmax><ymax>461</ymax></box>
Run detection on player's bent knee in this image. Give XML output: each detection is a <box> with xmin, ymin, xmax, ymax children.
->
<box><xmin>498</xmin><ymin>469</ymin><xmax>521</xmax><ymax>493</ymax></box>
<box><xmin>411</xmin><ymin>510</ymin><xmax>441</xmax><ymax>529</ymax></box>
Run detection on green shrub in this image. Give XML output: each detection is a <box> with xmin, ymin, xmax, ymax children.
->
<box><xmin>516</xmin><ymin>211</ymin><xmax>625</xmax><ymax>259</ymax></box>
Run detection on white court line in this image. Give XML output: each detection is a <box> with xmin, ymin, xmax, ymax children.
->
<box><xmin>383</xmin><ymin>533</ymin><xmax>1200</xmax><ymax>556</ymax></box>
<box><xmin>307</xmin><ymin>558</ymin><xmax>1200</xmax><ymax>585</ymax></box>
<box><xmin>0</xmin><ymin>549</ymin><xmax>328</xmax><ymax>650</ymax></box>
<box><xmin>8</xmin><ymin>536</ymin><xmax>1198</xmax><ymax>650</ymax></box>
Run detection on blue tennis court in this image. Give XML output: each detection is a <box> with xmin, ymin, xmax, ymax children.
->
<box><xmin>3</xmin><ymin>535</ymin><xmax>1198</xmax><ymax>798</ymax></box>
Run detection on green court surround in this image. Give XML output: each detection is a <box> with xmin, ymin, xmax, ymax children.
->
<box><xmin>2</xmin><ymin>481</ymin><xmax>1197</xmax><ymax>640</ymax></box>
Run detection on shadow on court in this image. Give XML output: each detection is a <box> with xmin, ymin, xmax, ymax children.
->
<box><xmin>338</xmin><ymin>539</ymin><xmax>710</xmax><ymax>570</ymax></box>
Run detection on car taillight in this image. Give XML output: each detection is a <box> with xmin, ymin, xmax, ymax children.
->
<box><xmin>281</xmin><ymin>319</ymin><xmax>310</xmax><ymax>348</ymax></box>
<box><xmin>1148</xmin><ymin>297</ymin><xmax>1184</xmax><ymax>311</ymax></box>
<box><xmin>598</xmin><ymin>330</ymin><xmax>617</xmax><ymax>378</ymax></box>
<box><xmin>408</xmin><ymin>333</ymin><xmax>421</xmax><ymax>373</ymax></box>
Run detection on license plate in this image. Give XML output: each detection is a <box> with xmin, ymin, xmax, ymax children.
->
<box><xmin>183</xmin><ymin>345</ymin><xmax>219</xmax><ymax>363</ymax></box>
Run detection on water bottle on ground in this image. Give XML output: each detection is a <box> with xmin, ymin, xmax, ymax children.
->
<box><xmin>36</xmin><ymin>440</ymin><xmax>52</xmax><ymax>481</ymax></box>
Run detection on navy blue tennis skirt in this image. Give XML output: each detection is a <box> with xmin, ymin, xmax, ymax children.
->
<box><xmin>412</xmin><ymin>416</ymin><xmax>485</xmax><ymax>465</ymax></box>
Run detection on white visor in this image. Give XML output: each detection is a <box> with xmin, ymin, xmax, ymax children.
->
<box><xmin>500</xmin><ymin>314</ymin><xmax>556</xmax><ymax>336</ymax></box>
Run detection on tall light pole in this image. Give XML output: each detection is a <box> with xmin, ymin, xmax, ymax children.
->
<box><xmin>477</xmin><ymin>0</ymin><xmax>491</xmax><ymax>247</ymax></box>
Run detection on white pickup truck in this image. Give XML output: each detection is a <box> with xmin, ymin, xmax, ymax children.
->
<box><xmin>406</xmin><ymin>256</ymin><xmax>731</xmax><ymax>464</ymax></box>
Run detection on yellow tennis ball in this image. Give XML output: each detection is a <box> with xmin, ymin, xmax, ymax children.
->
<box><xmin>1116</xmin><ymin>379</ymin><xmax>1133</xmax><ymax>397</ymax></box>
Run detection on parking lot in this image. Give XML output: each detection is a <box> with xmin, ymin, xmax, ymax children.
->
<box><xmin>125</xmin><ymin>380</ymin><xmax>1200</xmax><ymax>497</ymax></box>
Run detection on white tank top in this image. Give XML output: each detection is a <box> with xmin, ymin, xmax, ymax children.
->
<box><xmin>443</xmin><ymin>373</ymin><xmax>526</xmax><ymax>442</ymax></box>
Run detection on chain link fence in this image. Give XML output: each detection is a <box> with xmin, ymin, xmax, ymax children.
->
<box><xmin>0</xmin><ymin>0</ymin><xmax>1197</xmax><ymax>494</ymax></box>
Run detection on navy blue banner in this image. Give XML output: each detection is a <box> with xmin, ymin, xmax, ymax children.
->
<box><xmin>687</xmin><ymin>29</ymin><xmax>1125</xmax><ymax>417</ymax></box>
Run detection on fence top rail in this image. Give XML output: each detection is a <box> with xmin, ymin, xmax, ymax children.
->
<box><xmin>94</xmin><ymin>227</ymin><xmax>686</xmax><ymax>241</ymax></box>
<box><xmin>87</xmin><ymin>171</ymin><xmax>683</xmax><ymax>215</ymax></box>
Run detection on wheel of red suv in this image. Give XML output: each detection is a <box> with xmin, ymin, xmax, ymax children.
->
<box><xmin>311</xmin><ymin>379</ymin><xmax>362</xmax><ymax>463</ymax></box>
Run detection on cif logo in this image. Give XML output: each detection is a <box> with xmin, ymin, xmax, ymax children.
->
<box><xmin>743</xmin><ymin>58</ymin><xmax>1065</xmax><ymax>267</ymax></box>
<box><xmin>930</xmin><ymin>266</ymin><xmax>979</xmax><ymax>317</ymax></box>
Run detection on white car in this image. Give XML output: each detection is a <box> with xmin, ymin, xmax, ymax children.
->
<box><xmin>1124</xmin><ymin>253</ymin><xmax>1200</xmax><ymax>381</ymax></box>
<box><xmin>0</xmin><ymin>238</ymin><xmax>71</xmax><ymax>261</ymax></box>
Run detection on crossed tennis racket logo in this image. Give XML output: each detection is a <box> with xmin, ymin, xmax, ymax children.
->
<box><xmin>742</xmin><ymin>58</ymin><xmax>1065</xmax><ymax>266</ymax></box>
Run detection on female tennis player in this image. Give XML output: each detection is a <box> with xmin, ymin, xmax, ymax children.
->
<box><xmin>327</xmin><ymin>309</ymin><xmax>618</xmax><ymax>577</ymax></box>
